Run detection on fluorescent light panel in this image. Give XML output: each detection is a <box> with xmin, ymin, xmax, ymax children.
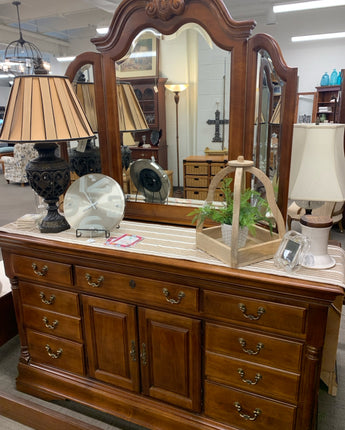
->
<box><xmin>56</xmin><ymin>56</ymin><xmax>76</xmax><ymax>62</ymax></box>
<box><xmin>274</xmin><ymin>0</ymin><xmax>345</xmax><ymax>13</ymax></box>
<box><xmin>292</xmin><ymin>31</ymin><xmax>345</xmax><ymax>42</ymax></box>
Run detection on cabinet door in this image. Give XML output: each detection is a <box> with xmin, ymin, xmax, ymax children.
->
<box><xmin>82</xmin><ymin>295</ymin><xmax>140</xmax><ymax>392</ymax></box>
<box><xmin>138</xmin><ymin>307</ymin><xmax>201</xmax><ymax>412</ymax></box>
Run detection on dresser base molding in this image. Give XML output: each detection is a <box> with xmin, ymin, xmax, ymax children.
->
<box><xmin>16</xmin><ymin>363</ymin><xmax>233</xmax><ymax>430</ymax></box>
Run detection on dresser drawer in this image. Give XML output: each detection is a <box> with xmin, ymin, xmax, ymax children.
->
<box><xmin>202</xmin><ymin>290</ymin><xmax>307</xmax><ymax>335</ymax></box>
<box><xmin>26</xmin><ymin>329</ymin><xmax>85</xmax><ymax>376</ymax></box>
<box><xmin>205</xmin><ymin>351</ymin><xmax>300</xmax><ymax>403</ymax></box>
<box><xmin>210</xmin><ymin>163</ymin><xmax>227</xmax><ymax>176</ymax></box>
<box><xmin>185</xmin><ymin>176</ymin><xmax>208</xmax><ymax>188</ymax></box>
<box><xmin>20</xmin><ymin>283</ymin><xmax>80</xmax><ymax>317</ymax></box>
<box><xmin>204</xmin><ymin>381</ymin><xmax>295</xmax><ymax>430</ymax></box>
<box><xmin>185</xmin><ymin>189</ymin><xmax>208</xmax><ymax>200</ymax></box>
<box><xmin>11</xmin><ymin>254</ymin><xmax>72</xmax><ymax>287</ymax></box>
<box><xmin>75</xmin><ymin>266</ymin><xmax>199</xmax><ymax>312</ymax></box>
<box><xmin>184</xmin><ymin>162</ymin><xmax>208</xmax><ymax>175</ymax></box>
<box><xmin>23</xmin><ymin>305</ymin><xmax>83</xmax><ymax>342</ymax></box>
<box><xmin>205</xmin><ymin>323</ymin><xmax>303</xmax><ymax>372</ymax></box>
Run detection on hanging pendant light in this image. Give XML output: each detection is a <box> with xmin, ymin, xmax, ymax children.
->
<box><xmin>4</xmin><ymin>1</ymin><xmax>44</xmax><ymax>73</ymax></box>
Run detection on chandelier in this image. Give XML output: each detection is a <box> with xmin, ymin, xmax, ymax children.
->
<box><xmin>4</xmin><ymin>1</ymin><xmax>45</xmax><ymax>73</ymax></box>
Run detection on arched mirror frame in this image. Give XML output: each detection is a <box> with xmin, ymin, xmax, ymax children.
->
<box><xmin>244</xmin><ymin>34</ymin><xmax>298</xmax><ymax>221</ymax></box>
<box><xmin>66</xmin><ymin>0</ymin><xmax>297</xmax><ymax>225</ymax></box>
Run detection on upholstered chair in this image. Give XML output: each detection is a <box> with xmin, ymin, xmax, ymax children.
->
<box><xmin>2</xmin><ymin>143</ymin><xmax>38</xmax><ymax>186</ymax></box>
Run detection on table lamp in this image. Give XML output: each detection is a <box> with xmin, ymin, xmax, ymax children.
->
<box><xmin>289</xmin><ymin>123</ymin><xmax>345</xmax><ymax>268</ymax></box>
<box><xmin>0</xmin><ymin>74</ymin><xmax>95</xmax><ymax>233</ymax></box>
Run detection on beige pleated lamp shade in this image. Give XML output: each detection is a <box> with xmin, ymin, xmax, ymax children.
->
<box><xmin>0</xmin><ymin>75</ymin><xmax>94</xmax><ymax>143</ymax></box>
<box><xmin>74</xmin><ymin>82</ymin><xmax>98</xmax><ymax>133</ymax></box>
<box><xmin>116</xmin><ymin>83</ymin><xmax>149</xmax><ymax>132</ymax></box>
<box><xmin>289</xmin><ymin>123</ymin><xmax>345</xmax><ymax>202</ymax></box>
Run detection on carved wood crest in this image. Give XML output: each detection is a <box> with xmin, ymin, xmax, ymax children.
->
<box><xmin>146</xmin><ymin>0</ymin><xmax>185</xmax><ymax>21</ymax></box>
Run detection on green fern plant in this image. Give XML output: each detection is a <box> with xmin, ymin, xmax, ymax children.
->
<box><xmin>189</xmin><ymin>177</ymin><xmax>272</xmax><ymax>236</ymax></box>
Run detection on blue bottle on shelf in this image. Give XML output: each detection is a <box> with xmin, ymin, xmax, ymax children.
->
<box><xmin>337</xmin><ymin>72</ymin><xmax>342</xmax><ymax>85</ymax></box>
<box><xmin>330</xmin><ymin>69</ymin><xmax>338</xmax><ymax>85</ymax></box>
<box><xmin>320</xmin><ymin>72</ymin><xmax>329</xmax><ymax>86</ymax></box>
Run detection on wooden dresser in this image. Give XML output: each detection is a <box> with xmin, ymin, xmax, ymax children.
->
<box><xmin>0</xmin><ymin>224</ymin><xmax>343</xmax><ymax>430</ymax></box>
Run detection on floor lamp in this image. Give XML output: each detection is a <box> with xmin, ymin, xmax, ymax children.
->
<box><xmin>165</xmin><ymin>84</ymin><xmax>188</xmax><ymax>198</ymax></box>
<box><xmin>0</xmin><ymin>75</ymin><xmax>95</xmax><ymax>233</ymax></box>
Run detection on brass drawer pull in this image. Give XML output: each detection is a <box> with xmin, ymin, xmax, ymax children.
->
<box><xmin>39</xmin><ymin>292</ymin><xmax>55</xmax><ymax>305</ymax></box>
<box><xmin>140</xmin><ymin>343</ymin><xmax>148</xmax><ymax>366</ymax></box>
<box><xmin>45</xmin><ymin>344</ymin><xmax>63</xmax><ymax>359</ymax></box>
<box><xmin>162</xmin><ymin>288</ymin><xmax>185</xmax><ymax>304</ymax></box>
<box><xmin>85</xmin><ymin>273</ymin><xmax>104</xmax><ymax>288</ymax></box>
<box><xmin>239</xmin><ymin>338</ymin><xmax>264</xmax><ymax>356</ymax></box>
<box><xmin>239</xmin><ymin>303</ymin><xmax>265</xmax><ymax>321</ymax></box>
<box><xmin>130</xmin><ymin>340</ymin><xmax>137</xmax><ymax>361</ymax></box>
<box><xmin>32</xmin><ymin>263</ymin><xmax>48</xmax><ymax>277</ymax></box>
<box><xmin>42</xmin><ymin>317</ymin><xmax>59</xmax><ymax>330</ymax></box>
<box><xmin>238</xmin><ymin>368</ymin><xmax>262</xmax><ymax>385</ymax></box>
<box><xmin>234</xmin><ymin>402</ymin><xmax>261</xmax><ymax>421</ymax></box>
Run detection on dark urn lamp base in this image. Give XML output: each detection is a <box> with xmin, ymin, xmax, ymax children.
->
<box><xmin>26</xmin><ymin>142</ymin><xmax>71</xmax><ymax>233</ymax></box>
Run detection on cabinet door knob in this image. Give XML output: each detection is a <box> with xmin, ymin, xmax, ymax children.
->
<box><xmin>140</xmin><ymin>343</ymin><xmax>148</xmax><ymax>366</ymax></box>
<box><xmin>162</xmin><ymin>288</ymin><xmax>185</xmax><ymax>304</ymax></box>
<box><xmin>130</xmin><ymin>340</ymin><xmax>137</xmax><ymax>361</ymax></box>
<box><xmin>234</xmin><ymin>402</ymin><xmax>261</xmax><ymax>421</ymax></box>
<box><xmin>238</xmin><ymin>338</ymin><xmax>264</xmax><ymax>356</ymax></box>
<box><xmin>85</xmin><ymin>273</ymin><xmax>104</xmax><ymax>288</ymax></box>
<box><xmin>32</xmin><ymin>263</ymin><xmax>48</xmax><ymax>277</ymax></box>
<box><xmin>238</xmin><ymin>303</ymin><xmax>265</xmax><ymax>321</ymax></box>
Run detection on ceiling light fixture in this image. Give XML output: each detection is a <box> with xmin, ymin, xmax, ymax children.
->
<box><xmin>4</xmin><ymin>1</ymin><xmax>43</xmax><ymax>69</ymax></box>
<box><xmin>292</xmin><ymin>31</ymin><xmax>345</xmax><ymax>42</ymax></box>
<box><xmin>274</xmin><ymin>0</ymin><xmax>345</xmax><ymax>13</ymax></box>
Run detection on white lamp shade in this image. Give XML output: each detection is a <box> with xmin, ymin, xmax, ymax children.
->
<box><xmin>289</xmin><ymin>123</ymin><xmax>345</xmax><ymax>202</ymax></box>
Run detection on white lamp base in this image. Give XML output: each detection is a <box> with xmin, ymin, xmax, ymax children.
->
<box><xmin>300</xmin><ymin>215</ymin><xmax>334</xmax><ymax>270</ymax></box>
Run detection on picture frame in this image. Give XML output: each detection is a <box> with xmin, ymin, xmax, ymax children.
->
<box><xmin>116</xmin><ymin>33</ymin><xmax>159</xmax><ymax>78</ymax></box>
<box><xmin>274</xmin><ymin>230</ymin><xmax>310</xmax><ymax>273</ymax></box>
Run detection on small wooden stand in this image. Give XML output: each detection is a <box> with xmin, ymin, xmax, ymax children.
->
<box><xmin>196</xmin><ymin>156</ymin><xmax>286</xmax><ymax>267</ymax></box>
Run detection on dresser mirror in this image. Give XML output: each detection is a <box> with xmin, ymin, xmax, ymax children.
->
<box><xmin>65</xmin><ymin>0</ymin><xmax>297</xmax><ymax>225</ymax></box>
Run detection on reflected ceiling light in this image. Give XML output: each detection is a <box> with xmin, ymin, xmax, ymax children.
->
<box><xmin>292</xmin><ymin>31</ymin><xmax>345</xmax><ymax>42</ymax></box>
<box><xmin>56</xmin><ymin>56</ymin><xmax>76</xmax><ymax>62</ymax></box>
<box><xmin>96</xmin><ymin>27</ymin><xmax>108</xmax><ymax>35</ymax></box>
<box><xmin>274</xmin><ymin>0</ymin><xmax>345</xmax><ymax>13</ymax></box>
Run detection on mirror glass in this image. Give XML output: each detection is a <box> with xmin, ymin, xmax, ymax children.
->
<box><xmin>295</xmin><ymin>92</ymin><xmax>315</xmax><ymax>123</ymax></box>
<box><xmin>115</xmin><ymin>24</ymin><xmax>231</xmax><ymax>206</ymax></box>
<box><xmin>252</xmin><ymin>49</ymin><xmax>283</xmax><ymax>197</ymax></box>
<box><xmin>69</xmin><ymin>64</ymin><xmax>101</xmax><ymax>178</ymax></box>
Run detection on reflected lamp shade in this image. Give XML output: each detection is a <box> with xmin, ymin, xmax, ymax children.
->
<box><xmin>0</xmin><ymin>75</ymin><xmax>95</xmax><ymax>234</ymax></box>
<box><xmin>116</xmin><ymin>83</ymin><xmax>149</xmax><ymax>132</ymax></box>
<box><xmin>289</xmin><ymin>123</ymin><xmax>345</xmax><ymax>203</ymax></box>
<box><xmin>74</xmin><ymin>82</ymin><xmax>98</xmax><ymax>133</ymax></box>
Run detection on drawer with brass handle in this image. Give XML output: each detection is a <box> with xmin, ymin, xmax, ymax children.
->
<box><xmin>11</xmin><ymin>254</ymin><xmax>73</xmax><ymax>286</ymax></box>
<box><xmin>26</xmin><ymin>329</ymin><xmax>85</xmax><ymax>376</ymax></box>
<box><xmin>205</xmin><ymin>323</ymin><xmax>303</xmax><ymax>372</ymax></box>
<box><xmin>204</xmin><ymin>380</ymin><xmax>296</xmax><ymax>430</ymax></box>
<box><xmin>22</xmin><ymin>305</ymin><xmax>83</xmax><ymax>342</ymax></box>
<box><xmin>20</xmin><ymin>282</ymin><xmax>80</xmax><ymax>317</ymax></box>
<box><xmin>75</xmin><ymin>266</ymin><xmax>199</xmax><ymax>312</ymax></box>
<box><xmin>202</xmin><ymin>290</ymin><xmax>307</xmax><ymax>335</ymax></box>
<box><xmin>205</xmin><ymin>351</ymin><xmax>300</xmax><ymax>403</ymax></box>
